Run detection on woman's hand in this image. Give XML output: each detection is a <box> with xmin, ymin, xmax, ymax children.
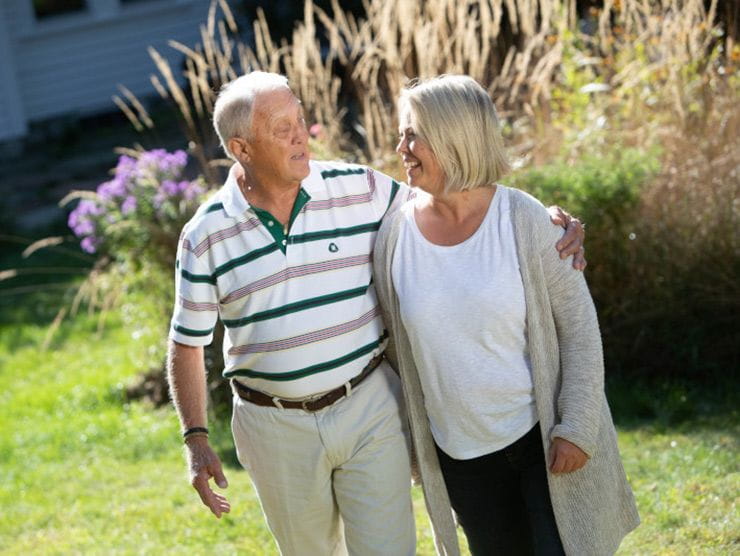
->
<box><xmin>548</xmin><ymin>437</ymin><xmax>589</xmax><ymax>474</ymax></box>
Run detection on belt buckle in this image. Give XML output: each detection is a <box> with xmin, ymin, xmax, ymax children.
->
<box><xmin>301</xmin><ymin>399</ymin><xmax>313</xmax><ymax>412</ymax></box>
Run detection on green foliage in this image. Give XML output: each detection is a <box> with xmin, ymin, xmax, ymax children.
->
<box><xmin>506</xmin><ymin>147</ymin><xmax>660</xmax><ymax>317</ymax></box>
<box><xmin>506</xmin><ymin>136</ymin><xmax>739</xmax><ymax>381</ymax></box>
<box><xmin>507</xmin><ymin>148</ymin><xmax>660</xmax><ymax>232</ymax></box>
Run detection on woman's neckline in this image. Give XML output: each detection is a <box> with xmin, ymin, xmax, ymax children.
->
<box><xmin>410</xmin><ymin>185</ymin><xmax>502</xmax><ymax>248</ymax></box>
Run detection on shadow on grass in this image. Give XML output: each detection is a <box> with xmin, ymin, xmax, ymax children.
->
<box><xmin>607</xmin><ymin>373</ymin><xmax>739</xmax><ymax>433</ymax></box>
<box><xmin>0</xmin><ymin>233</ymin><xmax>93</xmax><ymax>337</ymax></box>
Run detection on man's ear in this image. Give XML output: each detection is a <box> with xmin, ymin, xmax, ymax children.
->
<box><xmin>228</xmin><ymin>137</ymin><xmax>251</xmax><ymax>164</ymax></box>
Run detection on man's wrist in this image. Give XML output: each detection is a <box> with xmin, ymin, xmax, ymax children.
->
<box><xmin>182</xmin><ymin>426</ymin><xmax>209</xmax><ymax>444</ymax></box>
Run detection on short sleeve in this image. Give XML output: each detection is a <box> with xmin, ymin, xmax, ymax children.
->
<box><xmin>367</xmin><ymin>167</ymin><xmax>415</xmax><ymax>220</ymax></box>
<box><xmin>169</xmin><ymin>229</ymin><xmax>219</xmax><ymax>346</ymax></box>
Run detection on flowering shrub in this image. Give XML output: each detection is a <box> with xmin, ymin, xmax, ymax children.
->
<box><xmin>68</xmin><ymin>149</ymin><xmax>206</xmax><ymax>268</ymax></box>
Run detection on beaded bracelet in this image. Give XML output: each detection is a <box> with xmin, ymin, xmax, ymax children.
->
<box><xmin>183</xmin><ymin>426</ymin><xmax>209</xmax><ymax>440</ymax></box>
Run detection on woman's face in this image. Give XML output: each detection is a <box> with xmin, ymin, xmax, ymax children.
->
<box><xmin>396</xmin><ymin>108</ymin><xmax>446</xmax><ymax>195</ymax></box>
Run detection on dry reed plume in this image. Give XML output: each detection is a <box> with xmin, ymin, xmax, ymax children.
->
<box><xmin>115</xmin><ymin>0</ymin><xmax>733</xmax><ymax>176</ymax></box>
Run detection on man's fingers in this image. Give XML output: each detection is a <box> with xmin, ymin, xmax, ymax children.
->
<box><xmin>573</xmin><ymin>247</ymin><xmax>587</xmax><ymax>271</ymax></box>
<box><xmin>211</xmin><ymin>462</ymin><xmax>229</xmax><ymax>489</ymax></box>
<box><xmin>192</xmin><ymin>473</ymin><xmax>213</xmax><ymax>503</ymax></box>
<box><xmin>547</xmin><ymin>205</ymin><xmax>567</xmax><ymax>228</ymax></box>
<box><xmin>208</xmin><ymin>491</ymin><xmax>231</xmax><ymax>518</ymax></box>
<box><xmin>191</xmin><ymin>473</ymin><xmax>226</xmax><ymax>517</ymax></box>
<box><xmin>186</xmin><ymin>442</ymin><xmax>231</xmax><ymax>518</ymax></box>
<box><xmin>213</xmin><ymin>492</ymin><xmax>232</xmax><ymax>514</ymax></box>
<box><xmin>557</xmin><ymin>220</ymin><xmax>582</xmax><ymax>255</ymax></box>
<box><xmin>547</xmin><ymin>206</ymin><xmax>586</xmax><ymax>267</ymax></box>
<box><xmin>192</xmin><ymin>464</ymin><xmax>231</xmax><ymax>517</ymax></box>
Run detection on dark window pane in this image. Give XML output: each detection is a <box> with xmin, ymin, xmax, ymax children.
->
<box><xmin>33</xmin><ymin>0</ymin><xmax>87</xmax><ymax>19</ymax></box>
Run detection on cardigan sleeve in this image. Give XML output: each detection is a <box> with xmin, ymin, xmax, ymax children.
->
<box><xmin>373</xmin><ymin>212</ymin><xmax>401</xmax><ymax>373</ymax></box>
<box><xmin>533</xmin><ymin>201</ymin><xmax>605</xmax><ymax>457</ymax></box>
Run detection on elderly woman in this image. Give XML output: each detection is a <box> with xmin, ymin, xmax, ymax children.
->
<box><xmin>373</xmin><ymin>75</ymin><xmax>639</xmax><ymax>556</ymax></box>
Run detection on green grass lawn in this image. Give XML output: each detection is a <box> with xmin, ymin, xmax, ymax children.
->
<box><xmin>1</xmin><ymin>299</ymin><xmax>737</xmax><ymax>555</ymax></box>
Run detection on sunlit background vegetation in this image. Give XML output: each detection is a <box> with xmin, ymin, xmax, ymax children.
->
<box><xmin>1</xmin><ymin>0</ymin><xmax>737</xmax><ymax>553</ymax></box>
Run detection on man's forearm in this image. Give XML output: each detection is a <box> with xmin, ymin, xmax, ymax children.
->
<box><xmin>167</xmin><ymin>340</ymin><xmax>209</xmax><ymax>431</ymax></box>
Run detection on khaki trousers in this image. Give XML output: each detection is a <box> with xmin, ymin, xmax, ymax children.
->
<box><xmin>231</xmin><ymin>361</ymin><xmax>415</xmax><ymax>556</ymax></box>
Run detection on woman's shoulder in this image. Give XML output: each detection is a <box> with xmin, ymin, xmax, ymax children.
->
<box><xmin>503</xmin><ymin>185</ymin><xmax>546</xmax><ymax>213</ymax></box>
<box><xmin>502</xmin><ymin>186</ymin><xmax>552</xmax><ymax>227</ymax></box>
<box><xmin>502</xmin><ymin>185</ymin><xmax>566</xmax><ymax>257</ymax></box>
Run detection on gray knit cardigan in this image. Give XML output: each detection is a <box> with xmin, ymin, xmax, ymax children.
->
<box><xmin>373</xmin><ymin>187</ymin><xmax>640</xmax><ymax>556</ymax></box>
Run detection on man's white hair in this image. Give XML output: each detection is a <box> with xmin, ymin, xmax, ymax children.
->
<box><xmin>398</xmin><ymin>75</ymin><xmax>511</xmax><ymax>194</ymax></box>
<box><xmin>212</xmin><ymin>71</ymin><xmax>291</xmax><ymax>160</ymax></box>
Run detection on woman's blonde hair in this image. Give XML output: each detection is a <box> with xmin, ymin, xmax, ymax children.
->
<box><xmin>398</xmin><ymin>75</ymin><xmax>510</xmax><ymax>193</ymax></box>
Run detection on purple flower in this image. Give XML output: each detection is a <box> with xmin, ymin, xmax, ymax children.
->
<box><xmin>68</xmin><ymin>200</ymin><xmax>101</xmax><ymax>238</ymax></box>
<box><xmin>74</xmin><ymin>199</ymin><xmax>102</xmax><ymax>217</ymax></box>
<box><xmin>80</xmin><ymin>236</ymin><xmax>99</xmax><ymax>254</ymax></box>
<box><xmin>183</xmin><ymin>182</ymin><xmax>204</xmax><ymax>201</ymax></box>
<box><xmin>72</xmin><ymin>219</ymin><xmax>95</xmax><ymax>237</ymax></box>
<box><xmin>153</xmin><ymin>191</ymin><xmax>167</xmax><ymax>209</ymax></box>
<box><xmin>121</xmin><ymin>195</ymin><xmax>137</xmax><ymax>215</ymax></box>
<box><xmin>169</xmin><ymin>150</ymin><xmax>188</xmax><ymax>171</ymax></box>
<box><xmin>114</xmin><ymin>155</ymin><xmax>137</xmax><ymax>182</ymax></box>
<box><xmin>67</xmin><ymin>149</ymin><xmax>200</xmax><ymax>257</ymax></box>
<box><xmin>97</xmin><ymin>178</ymin><xmax>127</xmax><ymax>201</ymax></box>
<box><xmin>160</xmin><ymin>179</ymin><xmax>181</xmax><ymax>196</ymax></box>
<box><xmin>154</xmin><ymin>179</ymin><xmax>201</xmax><ymax>208</ymax></box>
<box><xmin>138</xmin><ymin>149</ymin><xmax>186</xmax><ymax>175</ymax></box>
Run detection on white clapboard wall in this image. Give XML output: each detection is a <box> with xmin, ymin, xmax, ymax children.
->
<box><xmin>0</xmin><ymin>0</ymin><xmax>218</xmax><ymax>141</ymax></box>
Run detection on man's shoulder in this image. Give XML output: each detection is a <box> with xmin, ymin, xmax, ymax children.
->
<box><xmin>181</xmin><ymin>188</ymin><xmax>233</xmax><ymax>238</ymax></box>
<box><xmin>308</xmin><ymin>159</ymin><xmax>368</xmax><ymax>179</ymax></box>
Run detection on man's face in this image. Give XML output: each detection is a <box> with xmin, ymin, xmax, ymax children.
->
<box><xmin>245</xmin><ymin>88</ymin><xmax>311</xmax><ymax>189</ymax></box>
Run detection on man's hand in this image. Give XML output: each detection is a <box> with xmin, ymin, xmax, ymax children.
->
<box><xmin>547</xmin><ymin>205</ymin><xmax>587</xmax><ymax>271</ymax></box>
<box><xmin>548</xmin><ymin>437</ymin><xmax>589</xmax><ymax>474</ymax></box>
<box><xmin>186</xmin><ymin>436</ymin><xmax>231</xmax><ymax>518</ymax></box>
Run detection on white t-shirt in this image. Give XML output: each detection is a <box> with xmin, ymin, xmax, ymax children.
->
<box><xmin>391</xmin><ymin>185</ymin><xmax>537</xmax><ymax>459</ymax></box>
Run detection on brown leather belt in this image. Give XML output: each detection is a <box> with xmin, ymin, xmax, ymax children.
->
<box><xmin>231</xmin><ymin>353</ymin><xmax>384</xmax><ymax>412</ymax></box>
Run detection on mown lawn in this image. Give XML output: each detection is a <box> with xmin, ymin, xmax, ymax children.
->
<box><xmin>1</xmin><ymin>298</ymin><xmax>737</xmax><ymax>555</ymax></box>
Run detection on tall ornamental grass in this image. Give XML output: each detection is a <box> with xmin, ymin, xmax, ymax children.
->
<box><xmin>112</xmin><ymin>0</ymin><xmax>738</xmax><ymax>380</ymax></box>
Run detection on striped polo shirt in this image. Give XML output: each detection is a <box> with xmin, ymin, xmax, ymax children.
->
<box><xmin>170</xmin><ymin>159</ymin><xmax>413</xmax><ymax>398</ymax></box>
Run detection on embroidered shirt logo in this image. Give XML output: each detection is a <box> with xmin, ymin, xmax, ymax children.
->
<box><xmin>328</xmin><ymin>242</ymin><xmax>339</xmax><ymax>253</ymax></box>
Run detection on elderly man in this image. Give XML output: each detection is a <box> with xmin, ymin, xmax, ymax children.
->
<box><xmin>167</xmin><ymin>71</ymin><xmax>584</xmax><ymax>556</ymax></box>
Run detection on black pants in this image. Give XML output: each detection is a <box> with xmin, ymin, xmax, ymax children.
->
<box><xmin>436</xmin><ymin>423</ymin><xmax>565</xmax><ymax>556</ymax></box>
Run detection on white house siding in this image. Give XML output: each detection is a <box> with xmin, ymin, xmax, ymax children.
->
<box><xmin>0</xmin><ymin>3</ymin><xmax>27</xmax><ymax>140</ymax></box>
<box><xmin>0</xmin><ymin>0</ymin><xmax>218</xmax><ymax>140</ymax></box>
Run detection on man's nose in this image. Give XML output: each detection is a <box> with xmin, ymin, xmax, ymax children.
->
<box><xmin>294</xmin><ymin>126</ymin><xmax>308</xmax><ymax>144</ymax></box>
